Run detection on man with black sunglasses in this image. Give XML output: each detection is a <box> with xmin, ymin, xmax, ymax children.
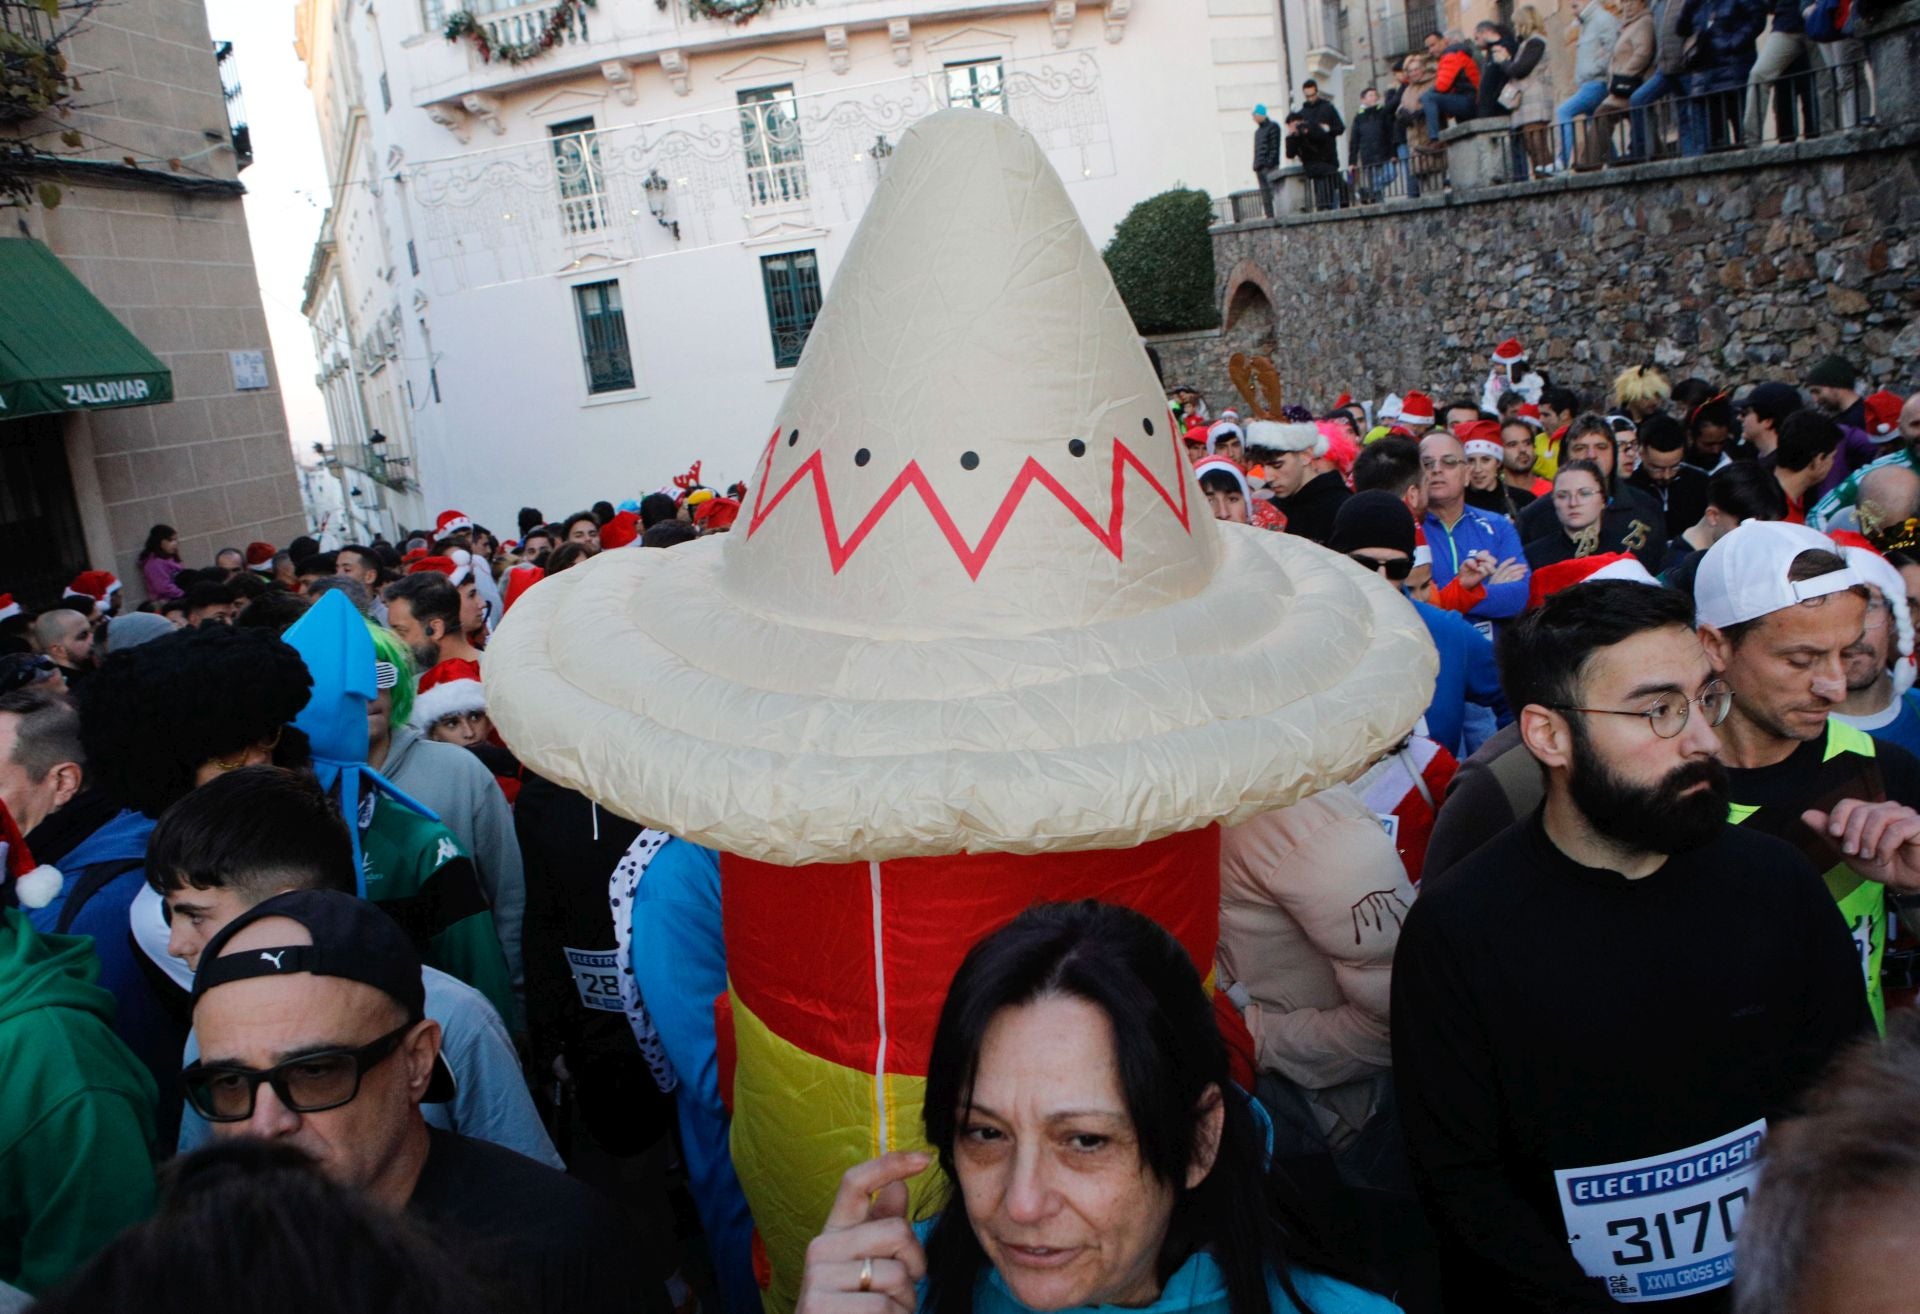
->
<box><xmin>188</xmin><ymin>890</ymin><xmax>660</xmax><ymax>1314</ymax></box>
<box><xmin>1329</xmin><ymin>492</ymin><xmax>1508</xmax><ymax>760</ymax></box>
<box><xmin>1395</xmin><ymin>579</ymin><xmax>1871</xmax><ymax>1311</ymax></box>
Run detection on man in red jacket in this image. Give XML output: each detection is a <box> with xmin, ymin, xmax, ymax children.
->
<box><xmin>1424</xmin><ymin>31</ymin><xmax>1482</xmax><ymax>137</ymax></box>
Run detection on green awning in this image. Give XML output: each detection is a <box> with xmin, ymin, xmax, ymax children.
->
<box><xmin>0</xmin><ymin>238</ymin><xmax>173</xmax><ymax>419</ymax></box>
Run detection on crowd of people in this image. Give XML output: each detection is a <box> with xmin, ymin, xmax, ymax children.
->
<box><xmin>0</xmin><ymin>338</ymin><xmax>1918</xmax><ymax>1314</ymax></box>
<box><xmin>1250</xmin><ymin>0</ymin><xmax>1869</xmax><ymax>212</ymax></box>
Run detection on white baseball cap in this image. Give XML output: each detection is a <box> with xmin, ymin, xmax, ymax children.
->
<box><xmin>1694</xmin><ymin>520</ymin><xmax>1863</xmax><ymax>630</ymax></box>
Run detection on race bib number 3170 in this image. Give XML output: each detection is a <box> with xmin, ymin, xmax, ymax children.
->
<box><xmin>1554</xmin><ymin>1120</ymin><xmax>1766</xmax><ymax>1303</ymax></box>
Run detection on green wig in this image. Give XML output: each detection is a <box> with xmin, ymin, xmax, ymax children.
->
<box><xmin>367</xmin><ymin>621</ymin><xmax>417</xmax><ymax>728</ymax></box>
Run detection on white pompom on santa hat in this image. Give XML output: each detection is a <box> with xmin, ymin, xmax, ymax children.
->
<box><xmin>0</xmin><ymin>594</ymin><xmax>19</xmax><ymax>624</ymax></box>
<box><xmin>413</xmin><ymin>658</ymin><xmax>486</xmax><ymax>727</ymax></box>
<box><xmin>0</xmin><ymin>797</ymin><xmax>61</xmax><ymax>911</ymax></box>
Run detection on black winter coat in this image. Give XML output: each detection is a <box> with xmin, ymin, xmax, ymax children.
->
<box><xmin>1349</xmin><ymin>105</ymin><xmax>1394</xmax><ymax>165</ymax></box>
<box><xmin>1253</xmin><ymin>118</ymin><xmax>1282</xmax><ymax>170</ymax></box>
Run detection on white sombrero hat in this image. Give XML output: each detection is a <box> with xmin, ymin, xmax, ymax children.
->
<box><xmin>487</xmin><ymin>109</ymin><xmax>1435</xmax><ymax>866</ymax></box>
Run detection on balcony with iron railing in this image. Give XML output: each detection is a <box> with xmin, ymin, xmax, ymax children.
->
<box><xmin>214</xmin><ymin>40</ymin><xmax>252</xmax><ymax>169</ymax></box>
<box><xmin>340</xmin><ymin>432</ymin><xmax>420</xmax><ymax>492</ymax></box>
<box><xmin>1370</xmin><ymin>0</ymin><xmax>1442</xmax><ymax>58</ymax></box>
<box><xmin>409</xmin><ymin>0</ymin><xmax>1060</xmax><ymax>107</ymax></box>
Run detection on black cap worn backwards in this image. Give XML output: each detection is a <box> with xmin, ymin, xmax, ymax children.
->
<box><xmin>191</xmin><ymin>889</ymin><xmax>454</xmax><ymax>1102</ymax></box>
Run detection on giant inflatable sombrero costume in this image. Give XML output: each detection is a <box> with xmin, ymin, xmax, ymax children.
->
<box><xmin>488</xmin><ymin>109</ymin><xmax>1436</xmax><ymax>1311</ymax></box>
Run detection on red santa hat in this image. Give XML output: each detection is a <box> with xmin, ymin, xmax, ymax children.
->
<box><xmin>62</xmin><ymin>571</ymin><xmax>120</xmax><ymax>614</ymax></box>
<box><xmin>1513</xmin><ymin>403</ymin><xmax>1545</xmax><ymax>431</ymax></box>
<box><xmin>1491</xmin><ymin>338</ymin><xmax>1527</xmax><ymax>366</ymax></box>
<box><xmin>1862</xmin><ymin>390</ymin><xmax>1904</xmax><ymax>440</ymax></box>
<box><xmin>401</xmin><ymin>547</ymin><xmax>428</xmax><ymax>565</ymax></box>
<box><xmin>1332</xmin><ymin>392</ymin><xmax>1354</xmax><ymax>411</ymax></box>
<box><xmin>694</xmin><ymin>497</ymin><xmax>741</xmax><ymax>532</ymax></box>
<box><xmin>601</xmin><ymin>511</ymin><xmax>642</xmax><ymax>550</ymax></box>
<box><xmin>0</xmin><ymin>594</ymin><xmax>20</xmax><ymax>624</ymax></box>
<box><xmin>413</xmin><ymin>657</ymin><xmax>486</xmax><ymax>727</ymax></box>
<box><xmin>407</xmin><ymin>553</ymin><xmax>473</xmax><ymax>587</ymax></box>
<box><xmin>245</xmin><ymin>542</ymin><xmax>277</xmax><ymax>572</ymax></box>
<box><xmin>1455</xmin><ymin>418</ymin><xmax>1505</xmax><ymax>460</ymax></box>
<box><xmin>1398</xmin><ymin>391</ymin><xmax>1437</xmax><ymax>427</ymax></box>
<box><xmin>0</xmin><ymin>797</ymin><xmax>61</xmax><ymax>911</ymax></box>
<box><xmin>435</xmin><ymin>509</ymin><xmax>474</xmax><ymax>539</ymax></box>
<box><xmin>1526</xmin><ymin>552</ymin><xmax>1658</xmax><ymax>611</ymax></box>
<box><xmin>1192</xmin><ymin>456</ymin><xmax>1254</xmax><ymax>507</ymax></box>
<box><xmin>501</xmin><ymin>564</ymin><xmax>544</xmax><ymax>615</ymax></box>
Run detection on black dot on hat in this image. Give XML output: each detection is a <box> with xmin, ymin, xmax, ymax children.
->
<box><xmin>788</xmin><ymin>430</ymin><xmax>800</xmax><ymax>447</ymax></box>
<box><xmin>960</xmin><ymin>451</ymin><xmax>980</xmax><ymax>471</ymax></box>
<box><xmin>1068</xmin><ymin>439</ymin><xmax>1087</xmax><ymax>457</ymax></box>
<box><xmin>854</xmin><ymin>448</ymin><xmax>870</xmax><ymax>467</ymax></box>
<box><xmin>1142</xmin><ymin>418</ymin><xmax>1155</xmax><ymax>436</ymax></box>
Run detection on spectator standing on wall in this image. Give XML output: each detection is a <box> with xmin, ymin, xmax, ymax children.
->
<box><xmin>1348</xmin><ymin>86</ymin><xmax>1395</xmax><ymax>202</ymax></box>
<box><xmin>1286</xmin><ymin>79</ymin><xmax>1346</xmax><ymax>210</ymax></box>
<box><xmin>1384</xmin><ymin>58</ymin><xmax>1420</xmax><ymax>197</ymax></box>
<box><xmin>1251</xmin><ymin>103</ymin><xmax>1282</xmax><ymax>217</ymax></box>
<box><xmin>1474</xmin><ymin>19</ymin><xmax>1520</xmax><ymax>116</ymax></box>
<box><xmin>1678</xmin><ymin>0</ymin><xmax>1769</xmax><ymax>154</ymax></box>
<box><xmin>1554</xmin><ymin>0</ymin><xmax>1621</xmax><ymax>167</ymax></box>
<box><xmin>1504</xmin><ymin>7</ymin><xmax>1557</xmax><ymax>176</ymax></box>
<box><xmin>1398</xmin><ymin>54</ymin><xmax>1441</xmax><ymax>182</ymax></box>
<box><xmin>1424</xmin><ymin>31</ymin><xmax>1482</xmax><ymax>137</ymax></box>
<box><xmin>1743</xmin><ymin>0</ymin><xmax>1809</xmax><ymax>144</ymax></box>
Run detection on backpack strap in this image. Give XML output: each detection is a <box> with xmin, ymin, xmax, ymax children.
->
<box><xmin>54</xmin><ymin>857</ymin><xmax>147</xmax><ymax>935</ymax></box>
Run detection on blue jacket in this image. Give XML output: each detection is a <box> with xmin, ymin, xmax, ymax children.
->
<box><xmin>1414</xmin><ymin>601</ymin><xmax>1511</xmax><ymax>757</ymax></box>
<box><xmin>1423</xmin><ymin>507</ymin><xmax>1531</xmax><ymax>620</ymax></box>
<box><xmin>1678</xmin><ymin>0</ymin><xmax>1768</xmax><ymax>78</ymax></box>
<box><xmin>630</xmin><ymin>840</ymin><xmax>758</xmax><ymax>1314</ymax></box>
<box><xmin>914</xmin><ymin>1220</ymin><xmax>1399</xmax><ymax>1314</ymax></box>
<box><xmin>33</xmin><ymin>808</ymin><xmax>182</xmax><ymax>1142</ymax></box>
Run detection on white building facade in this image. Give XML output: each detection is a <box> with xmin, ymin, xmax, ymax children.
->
<box><xmin>296</xmin><ymin>0</ymin><xmax>1317</xmax><ymax>535</ymax></box>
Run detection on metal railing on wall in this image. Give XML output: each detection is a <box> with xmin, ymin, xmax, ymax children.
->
<box><xmin>1218</xmin><ymin>55</ymin><xmax>1875</xmax><ymax>221</ymax></box>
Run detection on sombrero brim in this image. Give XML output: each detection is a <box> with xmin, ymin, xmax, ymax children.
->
<box><xmin>486</xmin><ymin>529</ymin><xmax>1437</xmax><ymax>865</ymax></box>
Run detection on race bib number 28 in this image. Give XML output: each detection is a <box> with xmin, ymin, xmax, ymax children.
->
<box><xmin>1554</xmin><ymin>1120</ymin><xmax>1766</xmax><ymax>1303</ymax></box>
<box><xmin>564</xmin><ymin>945</ymin><xmax>624</xmax><ymax>1014</ymax></box>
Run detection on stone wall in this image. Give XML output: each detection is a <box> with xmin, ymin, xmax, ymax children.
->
<box><xmin>17</xmin><ymin>0</ymin><xmax>306</xmax><ymax>600</ymax></box>
<box><xmin>1206</xmin><ymin>127</ymin><xmax>1920</xmax><ymax>415</ymax></box>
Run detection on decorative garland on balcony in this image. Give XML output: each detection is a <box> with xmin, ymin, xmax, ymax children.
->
<box><xmin>444</xmin><ymin>0</ymin><xmax>595</xmax><ymax>65</ymax></box>
<box><xmin>686</xmin><ymin>0</ymin><xmax>772</xmax><ymax>25</ymax></box>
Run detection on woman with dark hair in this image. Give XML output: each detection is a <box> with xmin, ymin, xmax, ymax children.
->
<box><xmin>138</xmin><ymin>523</ymin><xmax>188</xmax><ymax>602</ymax></box>
<box><xmin>31</xmin><ymin>1140</ymin><xmax>524</xmax><ymax>1314</ymax></box>
<box><xmin>796</xmin><ymin>901</ymin><xmax>1396</xmax><ymax>1314</ymax></box>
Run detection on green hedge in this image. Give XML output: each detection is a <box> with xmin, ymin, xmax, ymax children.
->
<box><xmin>1102</xmin><ymin>188</ymin><xmax>1221</xmax><ymax>336</ymax></box>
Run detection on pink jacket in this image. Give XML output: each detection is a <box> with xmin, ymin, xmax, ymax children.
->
<box><xmin>1217</xmin><ymin>786</ymin><xmax>1415</xmax><ymax>1146</ymax></box>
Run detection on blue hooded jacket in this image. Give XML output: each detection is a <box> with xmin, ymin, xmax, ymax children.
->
<box><xmin>281</xmin><ymin>591</ymin><xmax>439</xmax><ymax>894</ymax></box>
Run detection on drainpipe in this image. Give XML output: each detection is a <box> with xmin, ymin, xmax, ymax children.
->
<box><xmin>1276</xmin><ymin>0</ymin><xmax>1297</xmax><ymax>111</ymax></box>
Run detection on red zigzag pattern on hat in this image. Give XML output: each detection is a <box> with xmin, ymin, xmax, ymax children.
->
<box><xmin>746</xmin><ymin>426</ymin><xmax>1194</xmax><ymax>580</ymax></box>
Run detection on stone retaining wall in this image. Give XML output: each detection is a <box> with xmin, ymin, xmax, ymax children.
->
<box><xmin>1206</xmin><ymin>127</ymin><xmax>1920</xmax><ymax>414</ymax></box>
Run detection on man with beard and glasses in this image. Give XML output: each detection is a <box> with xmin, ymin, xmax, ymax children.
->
<box><xmin>1697</xmin><ymin>521</ymin><xmax>1920</xmax><ymax>1032</ymax></box>
<box><xmin>1394</xmin><ymin>578</ymin><xmax>1871</xmax><ymax>1312</ymax></box>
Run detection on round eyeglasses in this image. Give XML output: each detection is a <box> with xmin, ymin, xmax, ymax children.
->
<box><xmin>1549</xmin><ymin>679</ymin><xmax>1734</xmax><ymax>740</ymax></box>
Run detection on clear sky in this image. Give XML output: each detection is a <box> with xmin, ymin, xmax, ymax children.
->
<box><xmin>205</xmin><ymin>0</ymin><xmax>329</xmax><ymax>463</ymax></box>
